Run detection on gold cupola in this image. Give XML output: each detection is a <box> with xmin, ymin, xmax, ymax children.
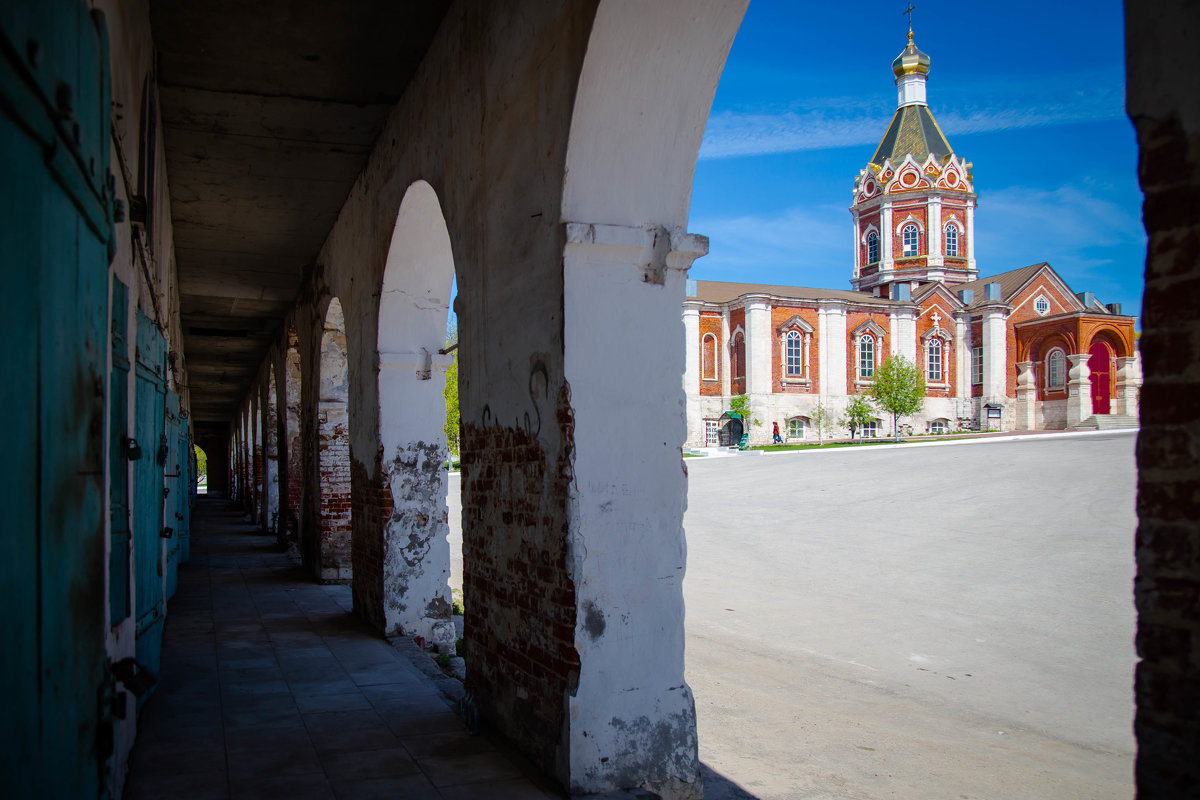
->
<box><xmin>892</xmin><ymin>30</ymin><xmax>931</xmax><ymax>78</ymax></box>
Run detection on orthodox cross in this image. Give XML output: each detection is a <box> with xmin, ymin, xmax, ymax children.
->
<box><xmin>903</xmin><ymin>2</ymin><xmax>916</xmax><ymax>32</ymax></box>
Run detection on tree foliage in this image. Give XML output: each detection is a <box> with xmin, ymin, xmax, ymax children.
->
<box><xmin>729</xmin><ymin>394</ymin><xmax>760</xmax><ymax>427</ymax></box>
<box><xmin>811</xmin><ymin>402</ymin><xmax>835</xmax><ymax>444</ymax></box>
<box><xmin>193</xmin><ymin>444</ymin><xmax>207</xmax><ymax>485</ymax></box>
<box><xmin>869</xmin><ymin>354</ymin><xmax>926</xmax><ymax>441</ymax></box>
<box><xmin>841</xmin><ymin>395</ymin><xmax>876</xmax><ymax>442</ymax></box>
<box><xmin>444</xmin><ymin>324</ymin><xmax>460</xmax><ymax>458</ymax></box>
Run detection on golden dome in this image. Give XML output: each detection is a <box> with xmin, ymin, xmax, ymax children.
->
<box><xmin>892</xmin><ymin>30</ymin><xmax>930</xmax><ymax>77</ymax></box>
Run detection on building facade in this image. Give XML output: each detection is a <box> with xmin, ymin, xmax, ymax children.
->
<box><xmin>684</xmin><ymin>30</ymin><xmax>1139</xmax><ymax>447</ymax></box>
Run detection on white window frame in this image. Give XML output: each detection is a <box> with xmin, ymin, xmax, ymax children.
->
<box><xmin>787</xmin><ymin>417</ymin><xmax>807</xmax><ymax>440</ymax></box>
<box><xmin>929</xmin><ymin>419</ymin><xmax>948</xmax><ymax>434</ymax></box>
<box><xmin>944</xmin><ymin>223</ymin><xmax>959</xmax><ymax>257</ymax></box>
<box><xmin>859</xmin><ymin>334</ymin><xmax>876</xmax><ymax>379</ymax></box>
<box><xmin>1046</xmin><ymin>348</ymin><xmax>1066</xmax><ymax>390</ymax></box>
<box><xmin>701</xmin><ymin>332</ymin><xmax>718</xmax><ymax>381</ymax></box>
<box><xmin>971</xmin><ymin>345</ymin><xmax>983</xmax><ymax>385</ymax></box>
<box><xmin>785</xmin><ymin>330</ymin><xmax>803</xmax><ymax>377</ymax></box>
<box><xmin>867</xmin><ymin>230</ymin><xmax>879</xmax><ymax>264</ymax></box>
<box><xmin>1034</xmin><ymin>295</ymin><xmax>1051</xmax><ymax>316</ymax></box>
<box><xmin>861</xmin><ymin>420</ymin><xmax>879</xmax><ymax>438</ymax></box>
<box><xmin>927</xmin><ymin>337</ymin><xmax>943</xmax><ymax>383</ymax></box>
<box><xmin>902</xmin><ymin>223</ymin><xmax>920</xmax><ymax>257</ymax></box>
<box><xmin>704</xmin><ymin>419</ymin><xmax>719</xmax><ymax>446</ymax></box>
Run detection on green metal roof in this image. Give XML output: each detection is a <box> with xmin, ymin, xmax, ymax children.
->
<box><xmin>870</xmin><ymin>104</ymin><xmax>954</xmax><ymax>166</ymax></box>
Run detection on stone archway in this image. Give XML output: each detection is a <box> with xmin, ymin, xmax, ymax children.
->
<box><xmin>372</xmin><ymin>179</ymin><xmax>456</xmax><ymax>645</ymax></box>
<box><xmin>316</xmin><ymin>298</ymin><xmax>353</xmax><ymax>582</ymax></box>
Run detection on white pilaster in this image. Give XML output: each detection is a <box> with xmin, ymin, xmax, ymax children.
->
<box><xmin>1067</xmin><ymin>353</ymin><xmax>1093</xmax><ymax>426</ymax></box>
<box><xmin>852</xmin><ymin>210</ymin><xmax>862</xmax><ymax>277</ymax></box>
<box><xmin>966</xmin><ymin>200</ymin><xmax>977</xmax><ymax>273</ymax></box>
<box><xmin>890</xmin><ymin>307</ymin><xmax>917</xmax><ymax>363</ymax></box>
<box><xmin>955</xmin><ymin>313</ymin><xmax>971</xmax><ymax>398</ymax></box>
<box><xmin>980</xmin><ymin>307</ymin><xmax>1008</xmax><ymax>402</ymax></box>
<box><xmin>928</xmin><ymin>197</ymin><xmax>943</xmax><ymax>266</ymax></box>
<box><xmin>1115</xmin><ymin>356</ymin><xmax>1141</xmax><ymax>418</ymax></box>
<box><xmin>745</xmin><ymin>298</ymin><xmax>773</xmax><ymax>397</ymax></box>
<box><xmin>881</xmin><ymin>202</ymin><xmax>894</xmax><ymax>272</ymax></box>
<box><xmin>682</xmin><ymin>304</ymin><xmax>701</xmax><ymax>446</ymax></box>
<box><xmin>1015</xmin><ymin>361</ymin><xmax>1037</xmax><ymax>430</ymax></box>
<box><xmin>720</xmin><ymin>313</ymin><xmax>731</xmax><ymax>398</ymax></box>
<box><xmin>823</xmin><ymin>301</ymin><xmax>848</xmax><ymax>397</ymax></box>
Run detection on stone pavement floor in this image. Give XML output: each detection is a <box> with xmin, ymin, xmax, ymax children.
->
<box><xmin>125</xmin><ymin>497</ymin><xmax>559</xmax><ymax>800</ymax></box>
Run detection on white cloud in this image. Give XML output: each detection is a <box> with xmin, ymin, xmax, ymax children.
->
<box><xmin>699</xmin><ymin>73</ymin><xmax>1125</xmax><ymax>160</ymax></box>
<box><xmin>690</xmin><ymin>206</ymin><xmax>851</xmax><ymax>287</ymax></box>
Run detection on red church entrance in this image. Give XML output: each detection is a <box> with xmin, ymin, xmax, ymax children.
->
<box><xmin>1089</xmin><ymin>342</ymin><xmax>1112</xmax><ymax>415</ymax></box>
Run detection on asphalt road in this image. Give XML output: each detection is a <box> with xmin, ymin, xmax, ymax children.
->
<box><xmin>684</xmin><ymin>432</ymin><xmax>1137</xmax><ymax>800</ymax></box>
<box><xmin>445</xmin><ymin>431</ymin><xmax>1137</xmax><ymax>799</ymax></box>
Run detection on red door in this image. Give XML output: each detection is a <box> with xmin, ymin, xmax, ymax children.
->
<box><xmin>1089</xmin><ymin>342</ymin><xmax>1112</xmax><ymax>415</ymax></box>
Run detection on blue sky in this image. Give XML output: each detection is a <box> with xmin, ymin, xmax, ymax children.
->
<box><xmin>688</xmin><ymin>0</ymin><xmax>1144</xmax><ymax>321</ymax></box>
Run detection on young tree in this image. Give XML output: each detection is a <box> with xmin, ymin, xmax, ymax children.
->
<box><xmin>728</xmin><ymin>394</ymin><xmax>759</xmax><ymax>448</ymax></box>
<box><xmin>444</xmin><ymin>323</ymin><xmax>460</xmax><ymax>459</ymax></box>
<box><xmin>870</xmin><ymin>354</ymin><xmax>926</xmax><ymax>442</ymax></box>
<box><xmin>841</xmin><ymin>395</ymin><xmax>876</xmax><ymax>443</ymax></box>
<box><xmin>811</xmin><ymin>401</ymin><xmax>835</xmax><ymax>445</ymax></box>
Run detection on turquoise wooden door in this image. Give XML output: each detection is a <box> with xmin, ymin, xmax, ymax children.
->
<box><xmin>164</xmin><ymin>391</ymin><xmax>183</xmax><ymax>599</ymax></box>
<box><xmin>0</xmin><ymin>1</ymin><xmax>115</xmax><ymax>796</ymax></box>
<box><xmin>110</xmin><ymin>279</ymin><xmax>132</xmax><ymax>624</ymax></box>
<box><xmin>134</xmin><ymin>310</ymin><xmax>167</xmax><ymax>681</ymax></box>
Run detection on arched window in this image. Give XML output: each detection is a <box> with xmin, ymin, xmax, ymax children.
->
<box><xmin>701</xmin><ymin>333</ymin><xmax>718</xmax><ymax>381</ymax></box>
<box><xmin>867</xmin><ymin>231</ymin><xmax>879</xmax><ymax>264</ymax></box>
<box><xmin>1046</xmin><ymin>348</ymin><xmax>1066</xmax><ymax>390</ymax></box>
<box><xmin>731</xmin><ymin>332</ymin><xmax>745</xmax><ymax>381</ymax></box>
<box><xmin>927</xmin><ymin>338</ymin><xmax>943</xmax><ymax>382</ymax></box>
<box><xmin>902</xmin><ymin>223</ymin><xmax>920</xmax><ymax>257</ymax></box>
<box><xmin>944</xmin><ymin>224</ymin><xmax>958</xmax><ymax>257</ymax></box>
<box><xmin>858</xmin><ymin>334</ymin><xmax>875</xmax><ymax>379</ymax></box>
<box><xmin>785</xmin><ymin>330</ymin><xmax>803</xmax><ymax>376</ymax></box>
<box><xmin>787</xmin><ymin>417</ymin><xmax>807</xmax><ymax>439</ymax></box>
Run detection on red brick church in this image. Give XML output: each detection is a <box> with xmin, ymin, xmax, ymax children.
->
<box><xmin>683</xmin><ymin>28</ymin><xmax>1139</xmax><ymax>447</ymax></box>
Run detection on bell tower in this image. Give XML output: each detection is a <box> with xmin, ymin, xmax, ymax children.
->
<box><xmin>850</xmin><ymin>25</ymin><xmax>978</xmax><ymax>297</ymax></box>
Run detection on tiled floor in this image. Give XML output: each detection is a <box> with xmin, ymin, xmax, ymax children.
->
<box><xmin>125</xmin><ymin>498</ymin><xmax>559</xmax><ymax>800</ymax></box>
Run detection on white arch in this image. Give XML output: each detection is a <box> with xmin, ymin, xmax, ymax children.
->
<box><xmin>560</xmin><ymin>2</ymin><xmax>749</xmax><ymax>796</ymax></box>
<box><xmin>376</xmin><ymin>179</ymin><xmax>456</xmax><ymax>645</ymax></box>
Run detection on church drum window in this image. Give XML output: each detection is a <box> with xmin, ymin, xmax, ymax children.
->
<box><xmin>785</xmin><ymin>330</ymin><xmax>803</xmax><ymax>377</ymax></box>
<box><xmin>859</xmin><ymin>334</ymin><xmax>875</xmax><ymax>379</ymax></box>
<box><xmin>944</xmin><ymin>224</ymin><xmax>958</xmax><ymax>257</ymax></box>
<box><xmin>1046</xmin><ymin>348</ymin><xmax>1066</xmax><ymax>390</ymax></box>
<box><xmin>902</xmin><ymin>223</ymin><xmax>920</xmax><ymax>257</ymax></box>
<box><xmin>867</xmin><ymin>231</ymin><xmax>879</xmax><ymax>264</ymax></box>
<box><xmin>927</xmin><ymin>337</ymin><xmax>943</xmax><ymax>382</ymax></box>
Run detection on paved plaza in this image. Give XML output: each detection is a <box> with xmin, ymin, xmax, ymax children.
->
<box><xmin>683</xmin><ymin>432</ymin><xmax>1137</xmax><ymax>800</ymax></box>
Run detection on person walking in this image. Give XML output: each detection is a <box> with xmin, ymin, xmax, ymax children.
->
<box><xmin>772</xmin><ymin>422</ymin><xmax>783</xmax><ymax>444</ymax></box>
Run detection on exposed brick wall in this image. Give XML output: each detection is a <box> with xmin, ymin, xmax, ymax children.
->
<box><xmin>916</xmin><ymin>295</ymin><xmax>956</xmax><ymax>397</ymax></box>
<box><xmin>845</xmin><ymin>310</ymin><xmax>890</xmax><ymax>392</ymax></box>
<box><xmin>770</xmin><ymin>304</ymin><xmax>819</xmax><ymax>393</ymax></box>
<box><xmin>1130</xmin><ymin>67</ymin><xmax>1200</xmax><ymax>794</ymax></box>
<box><xmin>318</xmin><ymin>408</ymin><xmax>353</xmax><ymax>581</ymax></box>
<box><xmin>460</xmin><ymin>383</ymin><xmax>578</xmax><ymax>780</ymax></box>
<box><xmin>728</xmin><ymin>306</ymin><xmax>746</xmax><ymax>395</ymax></box>
<box><xmin>252</xmin><ymin>445</ymin><xmax>263</xmax><ymax>524</ymax></box>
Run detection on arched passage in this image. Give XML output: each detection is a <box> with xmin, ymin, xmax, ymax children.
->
<box><xmin>317</xmin><ymin>298</ymin><xmax>353</xmax><ymax>581</ymax></box>
<box><xmin>284</xmin><ymin>327</ymin><xmax>303</xmax><ymax>552</ymax></box>
<box><xmin>264</xmin><ymin>365</ymin><xmax>281</xmax><ymax>535</ymax></box>
<box><xmin>371</xmin><ymin>180</ymin><xmax>456</xmax><ymax>645</ymax></box>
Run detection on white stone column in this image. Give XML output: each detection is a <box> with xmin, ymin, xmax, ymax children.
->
<box><xmin>928</xmin><ymin>197</ymin><xmax>943</xmax><ymax>265</ymax></box>
<box><xmin>881</xmin><ymin>202</ymin><xmax>894</xmax><ymax>272</ymax></box>
<box><xmin>1015</xmin><ymin>361</ymin><xmax>1037</xmax><ymax>430</ymax></box>
<box><xmin>1067</xmin><ymin>353</ymin><xmax>1093</xmax><ymax>426</ymax></box>
<box><xmin>852</xmin><ymin>210</ymin><xmax>862</xmax><ymax>277</ymax></box>
<box><xmin>744</xmin><ymin>298</ymin><xmax>772</xmax><ymax>444</ymax></box>
<box><xmin>745</xmin><ymin>299</ymin><xmax>772</xmax><ymax>397</ymax></box>
<box><xmin>980</xmin><ymin>306</ymin><xmax>1008</xmax><ymax>402</ymax></box>
<box><xmin>563</xmin><ymin>222</ymin><xmax>707</xmax><ymax>800</ymax></box>
<box><xmin>822</xmin><ymin>300</ymin><xmax>848</xmax><ymax>397</ymax></box>
<box><xmin>890</xmin><ymin>307</ymin><xmax>917</xmax><ymax>362</ymax></box>
<box><xmin>966</xmin><ymin>199</ymin><xmax>977</xmax><ymax>272</ymax></box>
<box><xmin>1116</xmin><ymin>355</ymin><xmax>1141</xmax><ymax>418</ymax></box>
<box><xmin>682</xmin><ymin>304</ymin><xmax>702</xmax><ymax>446</ymax></box>
<box><xmin>955</xmin><ymin>313</ymin><xmax>971</xmax><ymax>398</ymax></box>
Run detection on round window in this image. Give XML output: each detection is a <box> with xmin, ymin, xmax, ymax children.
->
<box><xmin>1035</xmin><ymin>296</ymin><xmax>1050</xmax><ymax>316</ymax></box>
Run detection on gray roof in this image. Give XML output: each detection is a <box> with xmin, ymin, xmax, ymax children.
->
<box><xmin>871</xmin><ymin>104</ymin><xmax>954</xmax><ymax>166</ymax></box>
<box><xmin>689</xmin><ymin>280</ymin><xmax>899</xmax><ymax>307</ymax></box>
